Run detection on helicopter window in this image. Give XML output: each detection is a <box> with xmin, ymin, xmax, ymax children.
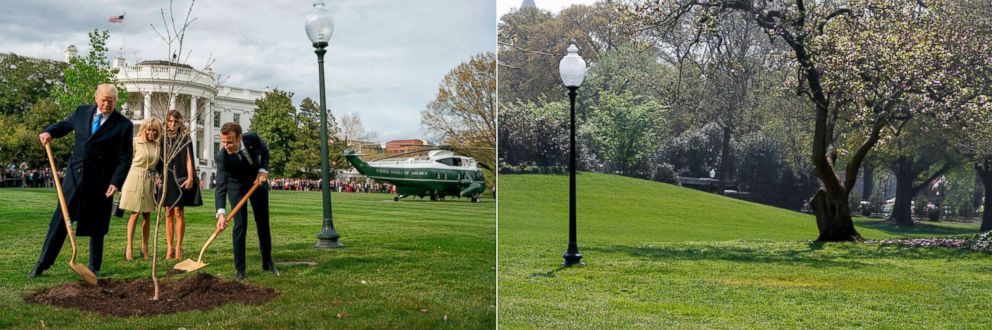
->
<box><xmin>436</xmin><ymin>158</ymin><xmax>456</xmax><ymax>166</ymax></box>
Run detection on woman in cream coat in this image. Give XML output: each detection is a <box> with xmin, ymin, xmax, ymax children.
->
<box><xmin>120</xmin><ymin>118</ymin><xmax>163</xmax><ymax>261</ymax></box>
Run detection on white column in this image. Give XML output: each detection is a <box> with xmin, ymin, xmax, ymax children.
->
<box><xmin>142</xmin><ymin>92</ymin><xmax>151</xmax><ymax>119</ymax></box>
<box><xmin>203</xmin><ymin>102</ymin><xmax>213</xmax><ymax>161</ymax></box>
<box><xmin>169</xmin><ymin>94</ymin><xmax>177</xmax><ymax>111</ymax></box>
<box><xmin>189</xmin><ymin>96</ymin><xmax>198</xmax><ymax>165</ymax></box>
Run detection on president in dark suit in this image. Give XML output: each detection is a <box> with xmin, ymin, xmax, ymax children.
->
<box><xmin>214</xmin><ymin>122</ymin><xmax>279</xmax><ymax>280</ymax></box>
<box><xmin>31</xmin><ymin>84</ymin><xmax>134</xmax><ymax>278</ymax></box>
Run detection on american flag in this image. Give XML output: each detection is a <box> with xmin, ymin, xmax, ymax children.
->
<box><xmin>108</xmin><ymin>14</ymin><xmax>124</xmax><ymax>23</ymax></box>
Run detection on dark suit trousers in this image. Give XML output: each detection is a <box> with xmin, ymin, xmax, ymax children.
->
<box><xmin>37</xmin><ymin>199</ymin><xmax>105</xmax><ymax>272</ymax></box>
<box><xmin>230</xmin><ymin>184</ymin><xmax>272</xmax><ymax>272</ymax></box>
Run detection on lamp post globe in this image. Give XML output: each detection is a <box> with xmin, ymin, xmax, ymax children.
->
<box><xmin>307</xmin><ymin>0</ymin><xmax>343</xmax><ymax>248</ymax></box>
<box><xmin>305</xmin><ymin>0</ymin><xmax>334</xmax><ymax>46</ymax></box>
<box><xmin>559</xmin><ymin>43</ymin><xmax>586</xmax><ymax>266</ymax></box>
<box><xmin>559</xmin><ymin>44</ymin><xmax>587</xmax><ymax>87</ymax></box>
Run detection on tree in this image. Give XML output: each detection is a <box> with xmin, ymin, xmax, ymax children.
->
<box><xmin>422</xmin><ymin>52</ymin><xmax>497</xmax><ymax>179</ymax></box>
<box><xmin>339</xmin><ymin>111</ymin><xmax>378</xmax><ymax>144</ymax></box>
<box><xmin>2</xmin><ymin>99</ymin><xmax>72</xmax><ymax>168</ymax></box>
<box><xmin>52</xmin><ymin>30</ymin><xmax>128</xmax><ymax>114</ymax></box>
<box><xmin>286</xmin><ymin>97</ymin><xmax>346</xmax><ymax>179</ymax></box>
<box><xmin>637</xmin><ymin>0</ymin><xmax>992</xmax><ymax>241</ymax></box>
<box><xmin>582</xmin><ymin>43</ymin><xmax>674</xmax><ymax>124</ymax></box>
<box><xmin>498</xmin><ymin>3</ymin><xmax>639</xmax><ymax>104</ymax></box>
<box><xmin>498</xmin><ymin>99</ymin><xmax>569</xmax><ymax>168</ymax></box>
<box><xmin>249</xmin><ymin>89</ymin><xmax>298</xmax><ymax>177</ymax></box>
<box><xmin>0</xmin><ymin>54</ymin><xmax>64</xmax><ymax>116</ymax></box>
<box><xmin>691</xmin><ymin>13</ymin><xmax>773</xmax><ymax>192</ymax></box>
<box><xmin>876</xmin><ymin>122</ymin><xmax>962</xmax><ymax>226</ymax></box>
<box><xmin>581</xmin><ymin>91</ymin><xmax>666</xmax><ymax>176</ymax></box>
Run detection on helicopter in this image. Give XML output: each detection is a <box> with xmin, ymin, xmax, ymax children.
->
<box><xmin>343</xmin><ymin>148</ymin><xmax>486</xmax><ymax>202</ymax></box>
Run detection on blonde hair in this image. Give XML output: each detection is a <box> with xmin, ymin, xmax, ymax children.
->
<box><xmin>138</xmin><ymin>118</ymin><xmax>163</xmax><ymax>143</ymax></box>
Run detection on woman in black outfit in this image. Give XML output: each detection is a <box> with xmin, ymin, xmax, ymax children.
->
<box><xmin>162</xmin><ymin>110</ymin><xmax>203</xmax><ymax>260</ymax></box>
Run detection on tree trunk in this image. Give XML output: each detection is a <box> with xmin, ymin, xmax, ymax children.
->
<box><xmin>890</xmin><ymin>163</ymin><xmax>916</xmax><ymax>226</ymax></box>
<box><xmin>811</xmin><ymin>188</ymin><xmax>862</xmax><ymax>241</ymax></box>
<box><xmin>862</xmin><ymin>164</ymin><xmax>875</xmax><ymax>200</ymax></box>
<box><xmin>861</xmin><ymin>164</ymin><xmax>874</xmax><ymax>216</ymax></box>
<box><xmin>977</xmin><ymin>161</ymin><xmax>992</xmax><ymax>232</ymax></box>
<box><xmin>973</xmin><ymin>170</ymin><xmax>984</xmax><ymax>212</ymax></box>
<box><xmin>718</xmin><ymin>125</ymin><xmax>733</xmax><ymax>194</ymax></box>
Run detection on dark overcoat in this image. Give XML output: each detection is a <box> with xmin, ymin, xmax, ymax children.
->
<box><xmin>44</xmin><ymin>105</ymin><xmax>133</xmax><ymax>236</ymax></box>
<box><xmin>215</xmin><ymin>132</ymin><xmax>269</xmax><ymax>210</ymax></box>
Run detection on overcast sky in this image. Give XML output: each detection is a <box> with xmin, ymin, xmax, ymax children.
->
<box><xmin>0</xmin><ymin>0</ymin><xmax>496</xmax><ymax>142</ymax></box>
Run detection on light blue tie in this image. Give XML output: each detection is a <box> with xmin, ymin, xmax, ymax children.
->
<box><xmin>91</xmin><ymin>113</ymin><xmax>101</xmax><ymax>135</ymax></box>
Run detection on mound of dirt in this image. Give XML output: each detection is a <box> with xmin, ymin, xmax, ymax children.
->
<box><xmin>26</xmin><ymin>273</ymin><xmax>278</xmax><ymax>317</ymax></box>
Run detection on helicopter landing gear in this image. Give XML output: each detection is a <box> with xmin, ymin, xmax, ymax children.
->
<box><xmin>471</xmin><ymin>195</ymin><xmax>481</xmax><ymax>203</ymax></box>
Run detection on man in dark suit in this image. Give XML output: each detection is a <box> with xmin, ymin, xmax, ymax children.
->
<box><xmin>214</xmin><ymin>122</ymin><xmax>278</xmax><ymax>280</ymax></box>
<box><xmin>31</xmin><ymin>84</ymin><xmax>134</xmax><ymax>278</ymax></box>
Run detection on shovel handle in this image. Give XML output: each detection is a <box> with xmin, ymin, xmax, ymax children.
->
<box><xmin>193</xmin><ymin>181</ymin><xmax>262</xmax><ymax>262</ymax></box>
<box><xmin>44</xmin><ymin>143</ymin><xmax>78</xmax><ymax>258</ymax></box>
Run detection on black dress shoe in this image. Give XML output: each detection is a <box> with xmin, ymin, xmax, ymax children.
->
<box><xmin>263</xmin><ymin>263</ymin><xmax>280</xmax><ymax>276</ymax></box>
<box><xmin>28</xmin><ymin>264</ymin><xmax>44</xmax><ymax>278</ymax></box>
<box><xmin>236</xmin><ymin>272</ymin><xmax>246</xmax><ymax>281</ymax></box>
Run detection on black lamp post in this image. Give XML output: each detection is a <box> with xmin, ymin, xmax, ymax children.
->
<box><xmin>306</xmin><ymin>0</ymin><xmax>343</xmax><ymax>248</ymax></box>
<box><xmin>559</xmin><ymin>44</ymin><xmax>586</xmax><ymax>266</ymax></box>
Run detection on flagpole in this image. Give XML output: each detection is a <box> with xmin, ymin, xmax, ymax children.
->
<box><xmin>119</xmin><ymin>11</ymin><xmax>126</xmax><ymax>59</ymax></box>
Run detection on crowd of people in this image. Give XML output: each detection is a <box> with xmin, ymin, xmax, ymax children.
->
<box><xmin>0</xmin><ymin>168</ymin><xmax>57</xmax><ymax>188</ymax></box>
<box><xmin>270</xmin><ymin>177</ymin><xmax>395</xmax><ymax>194</ymax></box>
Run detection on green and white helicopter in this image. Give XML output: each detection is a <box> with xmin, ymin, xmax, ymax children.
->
<box><xmin>344</xmin><ymin>149</ymin><xmax>486</xmax><ymax>202</ymax></box>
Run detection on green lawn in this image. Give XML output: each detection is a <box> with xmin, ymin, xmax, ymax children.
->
<box><xmin>498</xmin><ymin>173</ymin><xmax>992</xmax><ymax>329</ymax></box>
<box><xmin>0</xmin><ymin>188</ymin><xmax>495</xmax><ymax>329</ymax></box>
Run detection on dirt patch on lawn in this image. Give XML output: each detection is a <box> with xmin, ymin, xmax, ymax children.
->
<box><xmin>25</xmin><ymin>273</ymin><xmax>278</xmax><ymax>317</ymax></box>
<box><xmin>869</xmin><ymin>238</ymin><xmax>968</xmax><ymax>249</ymax></box>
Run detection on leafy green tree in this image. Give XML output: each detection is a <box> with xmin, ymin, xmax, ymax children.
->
<box><xmin>287</xmin><ymin>97</ymin><xmax>345</xmax><ymax>179</ymax></box>
<box><xmin>249</xmin><ymin>89</ymin><xmax>298</xmax><ymax>177</ymax></box>
<box><xmin>875</xmin><ymin>122</ymin><xmax>962</xmax><ymax>226</ymax></box>
<box><xmin>0</xmin><ymin>54</ymin><xmax>64</xmax><ymax>116</ymax></box>
<box><xmin>52</xmin><ymin>30</ymin><xmax>128</xmax><ymax>113</ymax></box>
<box><xmin>582</xmin><ymin>91</ymin><xmax>666</xmax><ymax>176</ymax></box>
<box><xmin>582</xmin><ymin>45</ymin><xmax>674</xmax><ymax>116</ymax></box>
<box><xmin>0</xmin><ymin>53</ymin><xmax>67</xmax><ymax>166</ymax></box>
<box><xmin>1</xmin><ymin>99</ymin><xmax>73</xmax><ymax>167</ymax></box>
<box><xmin>498</xmin><ymin>99</ymin><xmax>569</xmax><ymax>168</ymax></box>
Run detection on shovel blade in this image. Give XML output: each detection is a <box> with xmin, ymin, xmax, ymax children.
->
<box><xmin>173</xmin><ymin>258</ymin><xmax>208</xmax><ymax>273</ymax></box>
<box><xmin>68</xmin><ymin>262</ymin><xmax>97</xmax><ymax>286</ymax></box>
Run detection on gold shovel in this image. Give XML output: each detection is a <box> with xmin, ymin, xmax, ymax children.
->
<box><xmin>173</xmin><ymin>181</ymin><xmax>261</xmax><ymax>273</ymax></box>
<box><xmin>44</xmin><ymin>143</ymin><xmax>98</xmax><ymax>286</ymax></box>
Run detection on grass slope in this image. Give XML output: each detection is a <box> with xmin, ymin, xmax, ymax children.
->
<box><xmin>0</xmin><ymin>188</ymin><xmax>495</xmax><ymax>329</ymax></box>
<box><xmin>498</xmin><ymin>173</ymin><xmax>991</xmax><ymax>329</ymax></box>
